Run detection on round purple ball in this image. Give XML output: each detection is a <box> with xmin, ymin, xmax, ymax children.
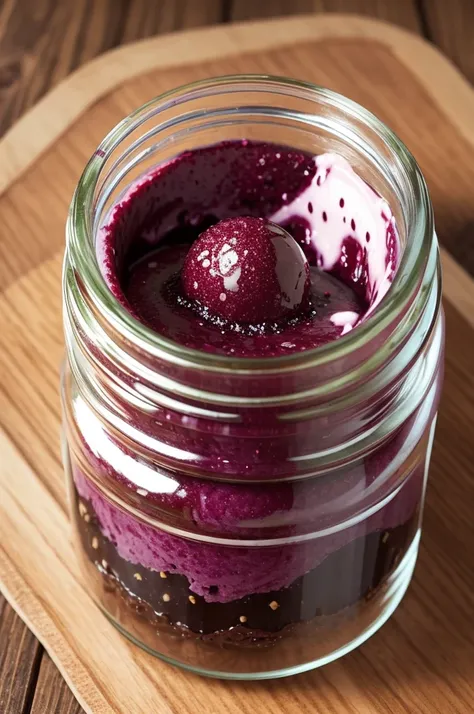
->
<box><xmin>181</xmin><ymin>217</ymin><xmax>310</xmax><ymax>324</ymax></box>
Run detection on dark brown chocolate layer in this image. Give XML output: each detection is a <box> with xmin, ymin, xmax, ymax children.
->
<box><xmin>74</xmin><ymin>490</ymin><xmax>417</xmax><ymax>639</ymax></box>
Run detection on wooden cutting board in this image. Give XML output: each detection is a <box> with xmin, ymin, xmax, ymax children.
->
<box><xmin>1</xmin><ymin>13</ymin><xmax>474</xmax><ymax>714</ymax></box>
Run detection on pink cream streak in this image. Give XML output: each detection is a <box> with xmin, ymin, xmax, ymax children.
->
<box><xmin>271</xmin><ymin>153</ymin><xmax>399</xmax><ymax>333</ymax></box>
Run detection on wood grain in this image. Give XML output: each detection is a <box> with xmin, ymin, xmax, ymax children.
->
<box><xmin>2</xmin><ymin>0</ymin><xmax>474</xmax><ymax>143</ymax></box>
<box><xmin>30</xmin><ymin>654</ymin><xmax>83</xmax><ymax>714</ymax></box>
<box><xmin>0</xmin><ymin>13</ymin><xmax>474</xmax><ymax>714</ymax></box>
<box><xmin>0</xmin><ymin>0</ymin><xmax>223</xmax><ymax>136</ymax></box>
<box><xmin>0</xmin><ymin>594</ymin><xmax>42</xmax><ymax>713</ymax></box>
<box><xmin>230</xmin><ymin>0</ymin><xmax>422</xmax><ymax>32</ymax></box>
<box><xmin>421</xmin><ymin>0</ymin><xmax>474</xmax><ymax>85</ymax></box>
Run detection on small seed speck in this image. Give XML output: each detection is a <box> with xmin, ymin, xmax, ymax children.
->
<box><xmin>134</xmin><ymin>572</ymin><xmax>143</xmax><ymax>581</ymax></box>
<box><xmin>91</xmin><ymin>537</ymin><xmax>99</xmax><ymax>550</ymax></box>
<box><xmin>84</xmin><ymin>513</ymin><xmax>90</xmax><ymax>523</ymax></box>
<box><xmin>159</xmin><ymin>571</ymin><xmax>167</xmax><ymax>579</ymax></box>
<box><xmin>79</xmin><ymin>502</ymin><xmax>87</xmax><ymax>518</ymax></box>
<box><xmin>163</xmin><ymin>593</ymin><xmax>171</xmax><ymax>602</ymax></box>
<box><xmin>382</xmin><ymin>532</ymin><xmax>389</xmax><ymax>543</ymax></box>
<box><xmin>239</xmin><ymin>615</ymin><xmax>248</xmax><ymax>623</ymax></box>
<box><xmin>189</xmin><ymin>595</ymin><xmax>196</xmax><ymax>605</ymax></box>
<box><xmin>136</xmin><ymin>488</ymin><xmax>148</xmax><ymax>497</ymax></box>
<box><xmin>101</xmin><ymin>559</ymin><xmax>108</xmax><ymax>569</ymax></box>
<box><xmin>269</xmin><ymin>600</ymin><xmax>280</xmax><ymax>611</ymax></box>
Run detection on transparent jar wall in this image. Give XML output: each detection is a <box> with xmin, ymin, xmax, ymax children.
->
<box><xmin>65</xmin><ymin>282</ymin><xmax>443</xmax><ymax>485</ymax></box>
<box><xmin>64</xmin><ymin>427</ymin><xmax>430</xmax><ymax>677</ymax></box>
<box><xmin>62</xmin><ymin>330</ymin><xmax>443</xmax><ymax>541</ymax></box>
<box><xmin>62</xmin><ymin>350</ymin><xmax>442</xmax><ymax>677</ymax></box>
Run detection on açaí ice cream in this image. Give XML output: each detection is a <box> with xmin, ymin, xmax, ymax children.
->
<box><xmin>71</xmin><ymin>141</ymin><xmax>426</xmax><ymax>648</ymax></box>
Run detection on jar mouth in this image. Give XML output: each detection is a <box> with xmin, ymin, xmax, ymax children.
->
<box><xmin>68</xmin><ymin>74</ymin><xmax>433</xmax><ymax>376</ymax></box>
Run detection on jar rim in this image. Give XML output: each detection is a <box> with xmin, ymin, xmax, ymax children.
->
<box><xmin>68</xmin><ymin>74</ymin><xmax>433</xmax><ymax>376</ymax></box>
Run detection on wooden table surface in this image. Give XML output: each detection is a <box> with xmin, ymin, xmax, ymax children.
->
<box><xmin>0</xmin><ymin>1</ymin><xmax>473</xmax><ymax>712</ymax></box>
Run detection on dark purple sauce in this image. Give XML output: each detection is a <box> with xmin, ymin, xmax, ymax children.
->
<box><xmin>100</xmin><ymin>141</ymin><xmax>371</xmax><ymax>356</ymax></box>
<box><xmin>125</xmin><ymin>244</ymin><xmax>362</xmax><ymax>356</ymax></box>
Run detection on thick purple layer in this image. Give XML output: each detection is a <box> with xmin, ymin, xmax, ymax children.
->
<box><xmin>74</xmin><ymin>463</ymin><xmax>423</xmax><ymax>603</ymax></box>
<box><xmin>76</xmin><ymin>489</ymin><xmax>417</xmax><ymax>634</ymax></box>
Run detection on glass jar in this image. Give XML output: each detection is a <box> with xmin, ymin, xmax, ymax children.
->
<box><xmin>62</xmin><ymin>76</ymin><xmax>443</xmax><ymax>679</ymax></box>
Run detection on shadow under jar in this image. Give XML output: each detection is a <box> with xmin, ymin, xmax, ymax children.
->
<box><xmin>62</xmin><ymin>76</ymin><xmax>444</xmax><ymax>679</ymax></box>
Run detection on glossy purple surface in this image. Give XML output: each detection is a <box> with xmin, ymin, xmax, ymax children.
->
<box><xmin>126</xmin><ymin>243</ymin><xmax>362</xmax><ymax>356</ymax></box>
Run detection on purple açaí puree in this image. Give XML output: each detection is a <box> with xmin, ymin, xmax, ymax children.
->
<box><xmin>72</xmin><ymin>140</ymin><xmax>427</xmax><ymax>639</ymax></box>
<box><xmin>75</xmin><ymin>468</ymin><xmax>422</xmax><ymax>605</ymax></box>
<box><xmin>97</xmin><ymin>141</ymin><xmax>398</xmax><ymax>355</ymax></box>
